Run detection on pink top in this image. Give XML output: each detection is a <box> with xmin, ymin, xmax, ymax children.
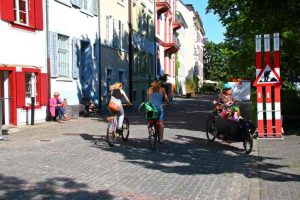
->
<box><xmin>49</xmin><ymin>97</ymin><xmax>62</xmax><ymax>117</ymax></box>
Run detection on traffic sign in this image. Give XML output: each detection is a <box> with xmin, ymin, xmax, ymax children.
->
<box><xmin>253</xmin><ymin>64</ymin><xmax>282</xmax><ymax>86</ymax></box>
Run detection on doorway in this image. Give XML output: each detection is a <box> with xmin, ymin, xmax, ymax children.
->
<box><xmin>0</xmin><ymin>70</ymin><xmax>10</xmax><ymax>125</ymax></box>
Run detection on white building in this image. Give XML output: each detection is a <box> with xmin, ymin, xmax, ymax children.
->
<box><xmin>48</xmin><ymin>0</ymin><xmax>99</xmax><ymax>114</ymax></box>
<box><xmin>0</xmin><ymin>0</ymin><xmax>48</xmax><ymax>126</ymax></box>
<box><xmin>176</xmin><ymin>1</ymin><xmax>205</xmax><ymax>95</ymax></box>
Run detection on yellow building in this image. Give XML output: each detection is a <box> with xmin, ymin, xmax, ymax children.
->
<box><xmin>99</xmin><ymin>0</ymin><xmax>130</xmax><ymax>106</ymax></box>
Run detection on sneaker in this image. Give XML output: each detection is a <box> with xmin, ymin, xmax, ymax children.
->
<box><xmin>159</xmin><ymin>138</ymin><xmax>164</xmax><ymax>144</ymax></box>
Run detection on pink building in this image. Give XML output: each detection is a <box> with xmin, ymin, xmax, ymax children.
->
<box><xmin>155</xmin><ymin>0</ymin><xmax>181</xmax><ymax>88</ymax></box>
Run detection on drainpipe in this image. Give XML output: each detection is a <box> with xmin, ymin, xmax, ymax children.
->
<box><xmin>46</xmin><ymin>0</ymin><xmax>51</xmax><ymax>104</ymax></box>
<box><xmin>98</xmin><ymin>0</ymin><xmax>102</xmax><ymax>108</ymax></box>
<box><xmin>128</xmin><ymin>0</ymin><xmax>133</xmax><ymax>100</ymax></box>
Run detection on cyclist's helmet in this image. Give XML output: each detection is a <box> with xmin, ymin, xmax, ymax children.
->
<box><xmin>231</xmin><ymin>105</ymin><xmax>240</xmax><ymax>113</ymax></box>
<box><xmin>223</xmin><ymin>82</ymin><xmax>232</xmax><ymax>90</ymax></box>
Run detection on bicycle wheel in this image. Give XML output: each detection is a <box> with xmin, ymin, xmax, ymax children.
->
<box><xmin>106</xmin><ymin>121</ymin><xmax>117</xmax><ymax>147</ymax></box>
<box><xmin>243</xmin><ymin>130</ymin><xmax>253</xmax><ymax>154</ymax></box>
<box><xmin>121</xmin><ymin>117</ymin><xmax>130</xmax><ymax>141</ymax></box>
<box><xmin>148</xmin><ymin>124</ymin><xmax>157</xmax><ymax>150</ymax></box>
<box><xmin>206</xmin><ymin>117</ymin><xmax>217</xmax><ymax>142</ymax></box>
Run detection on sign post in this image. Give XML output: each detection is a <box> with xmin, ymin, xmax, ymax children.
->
<box><xmin>254</xmin><ymin>33</ymin><xmax>283</xmax><ymax>138</ymax></box>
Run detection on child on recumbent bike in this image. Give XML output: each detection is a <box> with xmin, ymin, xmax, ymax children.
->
<box><xmin>213</xmin><ymin>83</ymin><xmax>241</xmax><ymax>121</ymax></box>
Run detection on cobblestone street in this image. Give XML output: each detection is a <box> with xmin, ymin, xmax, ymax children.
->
<box><xmin>0</xmin><ymin>95</ymin><xmax>299</xmax><ymax>200</ymax></box>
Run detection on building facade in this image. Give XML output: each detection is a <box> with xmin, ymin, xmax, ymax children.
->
<box><xmin>99</xmin><ymin>0</ymin><xmax>130</xmax><ymax>107</ymax></box>
<box><xmin>0</xmin><ymin>0</ymin><xmax>48</xmax><ymax>126</ymax></box>
<box><xmin>48</xmin><ymin>0</ymin><xmax>99</xmax><ymax>113</ymax></box>
<box><xmin>155</xmin><ymin>0</ymin><xmax>181</xmax><ymax>93</ymax></box>
<box><xmin>130</xmin><ymin>0</ymin><xmax>156</xmax><ymax>104</ymax></box>
<box><xmin>176</xmin><ymin>1</ymin><xmax>205</xmax><ymax>95</ymax></box>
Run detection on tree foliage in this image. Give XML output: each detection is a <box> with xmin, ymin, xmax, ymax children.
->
<box><xmin>206</xmin><ymin>0</ymin><xmax>300</xmax><ymax>83</ymax></box>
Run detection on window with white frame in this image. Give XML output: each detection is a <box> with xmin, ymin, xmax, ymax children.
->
<box><xmin>57</xmin><ymin>34</ymin><xmax>70</xmax><ymax>78</ymax></box>
<box><xmin>14</xmin><ymin>0</ymin><xmax>29</xmax><ymax>25</ymax></box>
<box><xmin>25</xmin><ymin>72</ymin><xmax>39</xmax><ymax>105</ymax></box>
<box><xmin>81</xmin><ymin>0</ymin><xmax>92</xmax><ymax>14</ymax></box>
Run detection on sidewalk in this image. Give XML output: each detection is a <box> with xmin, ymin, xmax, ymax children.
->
<box><xmin>0</xmin><ymin>95</ymin><xmax>299</xmax><ymax>200</ymax></box>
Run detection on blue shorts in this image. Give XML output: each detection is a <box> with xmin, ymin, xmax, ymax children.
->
<box><xmin>154</xmin><ymin>105</ymin><xmax>164</xmax><ymax>121</ymax></box>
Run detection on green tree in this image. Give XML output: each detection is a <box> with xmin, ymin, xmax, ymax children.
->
<box><xmin>206</xmin><ymin>0</ymin><xmax>300</xmax><ymax>83</ymax></box>
<box><xmin>203</xmin><ymin>41</ymin><xmax>231</xmax><ymax>82</ymax></box>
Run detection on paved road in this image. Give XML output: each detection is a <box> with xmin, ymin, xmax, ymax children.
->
<box><xmin>0</xmin><ymin>95</ymin><xmax>299</xmax><ymax>200</ymax></box>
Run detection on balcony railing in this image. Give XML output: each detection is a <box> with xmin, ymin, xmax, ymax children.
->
<box><xmin>157</xmin><ymin>34</ymin><xmax>180</xmax><ymax>54</ymax></box>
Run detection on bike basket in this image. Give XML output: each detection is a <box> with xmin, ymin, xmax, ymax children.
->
<box><xmin>144</xmin><ymin>101</ymin><xmax>158</xmax><ymax>120</ymax></box>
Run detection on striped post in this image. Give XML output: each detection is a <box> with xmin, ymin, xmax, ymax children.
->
<box><xmin>273</xmin><ymin>33</ymin><xmax>282</xmax><ymax>137</ymax></box>
<box><xmin>264</xmin><ymin>34</ymin><xmax>274</xmax><ymax>137</ymax></box>
<box><xmin>255</xmin><ymin>35</ymin><xmax>264</xmax><ymax>137</ymax></box>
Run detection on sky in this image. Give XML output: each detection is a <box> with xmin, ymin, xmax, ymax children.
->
<box><xmin>182</xmin><ymin>0</ymin><xmax>225</xmax><ymax>43</ymax></box>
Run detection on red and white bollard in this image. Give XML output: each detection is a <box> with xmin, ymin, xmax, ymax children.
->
<box><xmin>254</xmin><ymin>33</ymin><xmax>283</xmax><ymax>138</ymax></box>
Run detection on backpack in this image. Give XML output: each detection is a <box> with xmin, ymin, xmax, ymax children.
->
<box><xmin>144</xmin><ymin>101</ymin><xmax>158</xmax><ymax>119</ymax></box>
<box><xmin>112</xmin><ymin>89</ymin><xmax>122</xmax><ymax>99</ymax></box>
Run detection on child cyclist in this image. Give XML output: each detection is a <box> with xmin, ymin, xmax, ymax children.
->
<box><xmin>213</xmin><ymin>83</ymin><xmax>239</xmax><ymax>120</ymax></box>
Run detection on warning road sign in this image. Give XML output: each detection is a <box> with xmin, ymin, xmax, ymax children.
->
<box><xmin>253</xmin><ymin>64</ymin><xmax>282</xmax><ymax>86</ymax></box>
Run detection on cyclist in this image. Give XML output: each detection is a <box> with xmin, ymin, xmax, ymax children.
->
<box><xmin>213</xmin><ymin>83</ymin><xmax>239</xmax><ymax>119</ymax></box>
<box><xmin>147</xmin><ymin>80</ymin><xmax>169</xmax><ymax>143</ymax></box>
<box><xmin>109</xmin><ymin>82</ymin><xmax>132</xmax><ymax>133</ymax></box>
<box><xmin>219</xmin><ymin>83</ymin><xmax>235</xmax><ymax>107</ymax></box>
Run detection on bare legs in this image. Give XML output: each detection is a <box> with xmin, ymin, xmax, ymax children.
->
<box><xmin>157</xmin><ymin>121</ymin><xmax>164</xmax><ymax>142</ymax></box>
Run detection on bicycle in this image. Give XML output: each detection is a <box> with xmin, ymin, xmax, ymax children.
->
<box><xmin>138</xmin><ymin>102</ymin><xmax>160</xmax><ymax>150</ymax></box>
<box><xmin>106</xmin><ymin>104</ymin><xmax>130</xmax><ymax>147</ymax></box>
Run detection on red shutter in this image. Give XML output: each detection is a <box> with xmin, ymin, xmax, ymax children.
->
<box><xmin>28</xmin><ymin>0</ymin><xmax>36</xmax><ymax>28</ymax></box>
<box><xmin>35</xmin><ymin>0</ymin><xmax>43</xmax><ymax>30</ymax></box>
<box><xmin>40</xmin><ymin>73</ymin><xmax>48</xmax><ymax>105</ymax></box>
<box><xmin>0</xmin><ymin>0</ymin><xmax>14</xmax><ymax>22</ymax></box>
<box><xmin>16</xmin><ymin>72</ymin><xmax>26</xmax><ymax>108</ymax></box>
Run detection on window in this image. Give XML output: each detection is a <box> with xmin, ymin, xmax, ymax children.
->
<box><xmin>0</xmin><ymin>0</ymin><xmax>43</xmax><ymax>30</ymax></box>
<box><xmin>118</xmin><ymin>20</ymin><xmax>122</xmax><ymax>48</ymax></box>
<box><xmin>141</xmin><ymin>52</ymin><xmax>147</xmax><ymax>75</ymax></box>
<box><xmin>133</xmin><ymin>49</ymin><xmax>139</xmax><ymax>74</ymax></box>
<box><xmin>14</xmin><ymin>0</ymin><xmax>29</xmax><ymax>25</ymax></box>
<box><xmin>25</xmin><ymin>72</ymin><xmax>36</xmax><ymax>98</ymax></box>
<box><xmin>147</xmin><ymin>54</ymin><xmax>154</xmax><ymax>76</ymax></box>
<box><xmin>57</xmin><ymin>34</ymin><xmax>70</xmax><ymax>78</ymax></box>
<box><xmin>106</xmin><ymin>69</ymin><xmax>112</xmax><ymax>94</ymax></box>
<box><xmin>113</xmin><ymin>19</ymin><xmax>117</xmax><ymax>47</ymax></box>
<box><xmin>119</xmin><ymin>71</ymin><xmax>124</xmax><ymax>83</ymax></box>
<box><xmin>81</xmin><ymin>0</ymin><xmax>92</xmax><ymax>14</ymax></box>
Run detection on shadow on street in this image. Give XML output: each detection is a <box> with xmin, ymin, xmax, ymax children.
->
<box><xmin>0</xmin><ymin>175</ymin><xmax>115</xmax><ymax>200</ymax></box>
